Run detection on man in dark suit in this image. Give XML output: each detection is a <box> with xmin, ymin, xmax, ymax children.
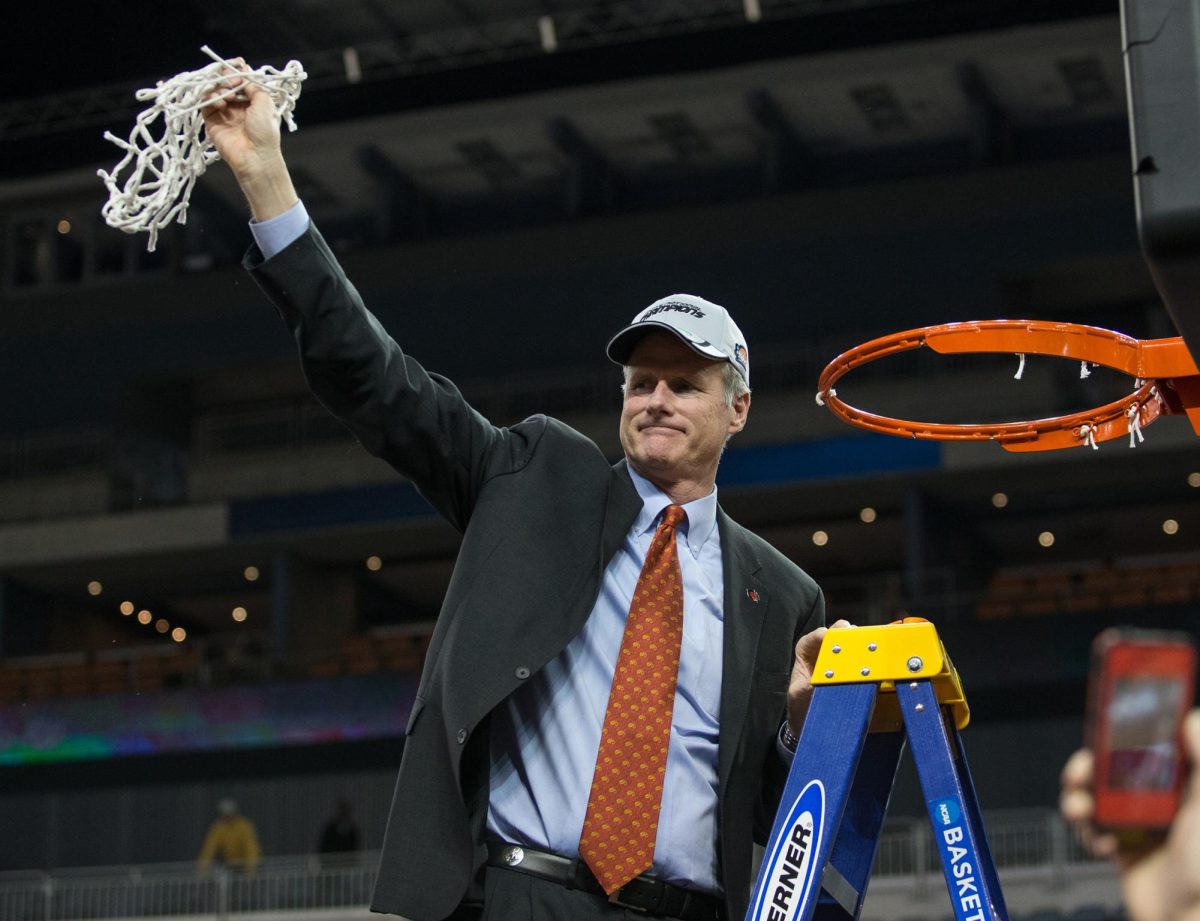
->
<box><xmin>204</xmin><ymin>68</ymin><xmax>837</xmax><ymax>921</ymax></box>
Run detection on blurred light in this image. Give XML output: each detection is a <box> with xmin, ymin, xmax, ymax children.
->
<box><xmin>232</xmin><ymin>606</ymin><xmax>248</xmax><ymax>622</ymax></box>
<box><xmin>87</xmin><ymin>580</ymin><xmax>103</xmax><ymax>596</ymax></box>
<box><xmin>1163</xmin><ymin>519</ymin><xmax>1180</xmax><ymax>535</ymax></box>
<box><xmin>1189</xmin><ymin>472</ymin><xmax>1200</xmax><ymax>488</ymax></box>
<box><xmin>155</xmin><ymin>619</ymin><xmax>170</xmax><ymax>634</ymax></box>
<box><xmin>57</xmin><ymin>219</ymin><xmax>71</xmax><ymax>235</ymax></box>
<box><xmin>537</xmin><ymin>14</ymin><xmax>558</xmax><ymax>52</ymax></box>
<box><xmin>812</xmin><ymin>530</ymin><xmax>829</xmax><ymax>547</ymax></box>
<box><xmin>137</xmin><ymin>610</ymin><xmax>153</xmax><ymax>624</ymax></box>
<box><xmin>342</xmin><ymin>46</ymin><xmax>363</xmax><ymax>83</ymax></box>
<box><xmin>992</xmin><ymin>492</ymin><xmax>1009</xmax><ymax>509</ymax></box>
<box><xmin>120</xmin><ymin>601</ymin><xmax>135</xmax><ymax>616</ymax></box>
<box><xmin>366</xmin><ymin>555</ymin><xmax>383</xmax><ymax>571</ymax></box>
<box><xmin>171</xmin><ymin>627</ymin><xmax>187</xmax><ymax>643</ymax></box>
<box><xmin>859</xmin><ymin>507</ymin><xmax>877</xmax><ymax>523</ymax></box>
<box><xmin>243</xmin><ymin>565</ymin><xmax>260</xmax><ymax>582</ymax></box>
<box><xmin>1038</xmin><ymin>531</ymin><xmax>1055</xmax><ymax>548</ymax></box>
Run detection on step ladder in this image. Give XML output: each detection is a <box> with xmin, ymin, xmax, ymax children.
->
<box><xmin>746</xmin><ymin>619</ymin><xmax>1006</xmax><ymax>921</ymax></box>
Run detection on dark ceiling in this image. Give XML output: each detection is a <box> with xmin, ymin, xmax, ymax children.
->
<box><xmin>3</xmin><ymin>0</ymin><xmax>1116</xmax><ymax>179</ymax></box>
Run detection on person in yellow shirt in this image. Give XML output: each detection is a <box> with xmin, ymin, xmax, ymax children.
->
<box><xmin>197</xmin><ymin>798</ymin><xmax>262</xmax><ymax>872</ymax></box>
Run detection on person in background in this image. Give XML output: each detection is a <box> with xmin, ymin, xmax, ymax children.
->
<box><xmin>197</xmin><ymin>797</ymin><xmax>262</xmax><ymax>873</ymax></box>
<box><xmin>1061</xmin><ymin>709</ymin><xmax>1200</xmax><ymax>921</ymax></box>
<box><xmin>317</xmin><ymin>798</ymin><xmax>361</xmax><ymax>864</ymax></box>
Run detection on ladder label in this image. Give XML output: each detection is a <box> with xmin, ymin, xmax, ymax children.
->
<box><xmin>930</xmin><ymin>796</ymin><xmax>991</xmax><ymax>921</ymax></box>
<box><xmin>749</xmin><ymin>779</ymin><xmax>824</xmax><ymax>921</ymax></box>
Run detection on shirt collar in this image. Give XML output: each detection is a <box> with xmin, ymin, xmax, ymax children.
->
<box><xmin>626</xmin><ymin>465</ymin><xmax>719</xmax><ymax>560</ymax></box>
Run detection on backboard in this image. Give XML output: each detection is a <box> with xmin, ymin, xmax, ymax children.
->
<box><xmin>1121</xmin><ymin>0</ymin><xmax>1200</xmax><ymax>359</ymax></box>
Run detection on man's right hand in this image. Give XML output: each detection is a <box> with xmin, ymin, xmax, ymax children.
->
<box><xmin>1060</xmin><ymin>709</ymin><xmax>1200</xmax><ymax>921</ymax></box>
<box><xmin>201</xmin><ymin>62</ymin><xmax>299</xmax><ymax>222</ymax></box>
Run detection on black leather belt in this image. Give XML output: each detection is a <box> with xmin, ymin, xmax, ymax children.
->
<box><xmin>485</xmin><ymin>842</ymin><xmax>724</xmax><ymax>921</ymax></box>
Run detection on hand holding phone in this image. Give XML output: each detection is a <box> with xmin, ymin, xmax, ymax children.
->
<box><xmin>1085</xmin><ymin>628</ymin><xmax>1197</xmax><ymax>831</ymax></box>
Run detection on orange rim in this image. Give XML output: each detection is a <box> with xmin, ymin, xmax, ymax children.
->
<box><xmin>815</xmin><ymin>320</ymin><xmax>1196</xmax><ymax>452</ymax></box>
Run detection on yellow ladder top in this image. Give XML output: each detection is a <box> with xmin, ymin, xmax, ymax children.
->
<box><xmin>810</xmin><ymin>619</ymin><xmax>970</xmax><ymax>730</ymax></box>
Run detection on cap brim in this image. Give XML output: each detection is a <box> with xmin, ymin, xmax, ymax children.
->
<box><xmin>606</xmin><ymin>322</ymin><xmax>726</xmax><ymax>366</ymax></box>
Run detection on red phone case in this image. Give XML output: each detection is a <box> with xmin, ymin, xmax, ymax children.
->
<box><xmin>1086</xmin><ymin>628</ymin><xmax>1196</xmax><ymax>828</ymax></box>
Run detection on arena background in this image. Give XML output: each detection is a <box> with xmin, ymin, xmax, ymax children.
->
<box><xmin>1</xmin><ymin>1</ymin><xmax>1196</xmax><ymax>918</ymax></box>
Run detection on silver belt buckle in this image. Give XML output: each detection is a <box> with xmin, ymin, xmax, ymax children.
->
<box><xmin>502</xmin><ymin>846</ymin><xmax>524</xmax><ymax>867</ymax></box>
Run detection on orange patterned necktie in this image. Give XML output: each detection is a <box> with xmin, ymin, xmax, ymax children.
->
<box><xmin>579</xmin><ymin>503</ymin><xmax>687</xmax><ymax>895</ymax></box>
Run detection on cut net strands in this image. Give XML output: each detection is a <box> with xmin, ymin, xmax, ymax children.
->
<box><xmin>98</xmin><ymin>46</ymin><xmax>307</xmax><ymax>252</ymax></box>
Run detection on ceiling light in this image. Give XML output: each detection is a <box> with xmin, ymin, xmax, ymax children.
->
<box><xmin>171</xmin><ymin>627</ymin><xmax>187</xmax><ymax>642</ymax></box>
<box><xmin>243</xmin><ymin>565</ymin><xmax>260</xmax><ymax>582</ymax></box>
<box><xmin>992</xmin><ymin>492</ymin><xmax>1008</xmax><ymax>509</ymax></box>
<box><xmin>1038</xmin><ymin>531</ymin><xmax>1055</xmax><ymax>548</ymax></box>
<box><xmin>812</xmin><ymin>530</ymin><xmax>829</xmax><ymax>547</ymax></box>
<box><xmin>1163</xmin><ymin>519</ymin><xmax>1180</xmax><ymax>535</ymax></box>
<box><xmin>87</xmin><ymin>581</ymin><xmax>103</xmax><ymax>596</ymax></box>
<box><xmin>155</xmin><ymin>619</ymin><xmax>170</xmax><ymax>634</ymax></box>
<box><xmin>859</xmin><ymin>507</ymin><xmax>876</xmax><ymax>523</ymax></box>
<box><xmin>120</xmin><ymin>601</ymin><xmax>134</xmax><ymax>616</ymax></box>
<box><xmin>232</xmin><ymin>606</ymin><xmax>248</xmax><ymax>622</ymax></box>
<box><xmin>137</xmin><ymin>610</ymin><xmax>152</xmax><ymax>624</ymax></box>
<box><xmin>366</xmin><ymin>556</ymin><xmax>383</xmax><ymax>571</ymax></box>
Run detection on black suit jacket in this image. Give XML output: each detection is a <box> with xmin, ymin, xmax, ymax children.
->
<box><xmin>248</xmin><ymin>225</ymin><xmax>825</xmax><ymax>921</ymax></box>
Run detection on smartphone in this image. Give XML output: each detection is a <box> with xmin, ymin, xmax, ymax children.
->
<box><xmin>1085</xmin><ymin>627</ymin><xmax>1196</xmax><ymax>829</ymax></box>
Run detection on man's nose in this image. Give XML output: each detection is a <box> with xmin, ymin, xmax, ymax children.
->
<box><xmin>646</xmin><ymin>380</ymin><xmax>673</xmax><ymax>410</ymax></box>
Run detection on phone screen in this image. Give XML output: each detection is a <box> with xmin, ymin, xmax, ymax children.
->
<box><xmin>1106</xmin><ymin>676</ymin><xmax>1187</xmax><ymax>791</ymax></box>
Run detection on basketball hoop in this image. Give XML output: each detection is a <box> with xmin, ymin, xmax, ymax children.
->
<box><xmin>816</xmin><ymin>320</ymin><xmax>1200</xmax><ymax>452</ymax></box>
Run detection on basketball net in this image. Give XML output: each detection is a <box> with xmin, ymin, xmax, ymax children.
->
<box><xmin>97</xmin><ymin>47</ymin><xmax>307</xmax><ymax>252</ymax></box>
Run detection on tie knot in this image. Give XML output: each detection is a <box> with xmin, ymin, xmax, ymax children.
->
<box><xmin>661</xmin><ymin>504</ymin><xmax>686</xmax><ymax>531</ymax></box>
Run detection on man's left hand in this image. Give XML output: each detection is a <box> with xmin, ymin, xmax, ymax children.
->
<box><xmin>786</xmin><ymin>619</ymin><xmax>852</xmax><ymax>736</ymax></box>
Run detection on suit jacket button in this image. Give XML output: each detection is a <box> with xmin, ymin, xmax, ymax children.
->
<box><xmin>515</xmin><ymin>666</ymin><xmax>531</xmax><ymax>679</ymax></box>
<box><xmin>456</xmin><ymin>729</ymin><xmax>468</xmax><ymax>744</ymax></box>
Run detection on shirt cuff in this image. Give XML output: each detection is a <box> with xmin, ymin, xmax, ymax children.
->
<box><xmin>250</xmin><ymin>200</ymin><xmax>310</xmax><ymax>261</ymax></box>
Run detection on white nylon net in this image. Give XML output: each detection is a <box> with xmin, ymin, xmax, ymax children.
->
<box><xmin>98</xmin><ymin>46</ymin><xmax>307</xmax><ymax>251</ymax></box>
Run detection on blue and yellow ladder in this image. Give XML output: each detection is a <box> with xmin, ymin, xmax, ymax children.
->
<box><xmin>747</xmin><ymin>618</ymin><xmax>1006</xmax><ymax>921</ymax></box>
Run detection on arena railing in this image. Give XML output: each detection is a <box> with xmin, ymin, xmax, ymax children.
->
<box><xmin>0</xmin><ymin>810</ymin><xmax>1108</xmax><ymax>921</ymax></box>
<box><xmin>0</xmin><ymin>853</ymin><xmax>378</xmax><ymax>921</ymax></box>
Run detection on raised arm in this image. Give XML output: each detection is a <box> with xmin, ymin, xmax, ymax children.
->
<box><xmin>200</xmin><ymin>62</ymin><xmax>545</xmax><ymax>530</ymax></box>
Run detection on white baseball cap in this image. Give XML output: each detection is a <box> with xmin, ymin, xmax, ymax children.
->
<box><xmin>606</xmin><ymin>293</ymin><xmax>749</xmax><ymax>386</ymax></box>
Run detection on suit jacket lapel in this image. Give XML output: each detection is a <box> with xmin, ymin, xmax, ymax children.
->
<box><xmin>601</xmin><ymin>460</ymin><xmax>642</xmax><ymax>576</ymax></box>
<box><xmin>717</xmin><ymin>510</ymin><xmax>767</xmax><ymax>792</ymax></box>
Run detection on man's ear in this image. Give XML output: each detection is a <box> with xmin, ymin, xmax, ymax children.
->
<box><xmin>728</xmin><ymin>391</ymin><xmax>751</xmax><ymax>434</ymax></box>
